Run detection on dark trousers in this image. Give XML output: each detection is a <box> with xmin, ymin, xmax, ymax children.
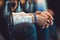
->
<box><xmin>12</xmin><ymin>22</ymin><xmax>58</xmax><ymax>40</ymax></box>
<box><xmin>49</xmin><ymin>23</ymin><xmax>58</xmax><ymax>40</ymax></box>
<box><xmin>35</xmin><ymin>22</ymin><xmax>58</xmax><ymax>40</ymax></box>
<box><xmin>13</xmin><ymin>22</ymin><xmax>37</xmax><ymax>40</ymax></box>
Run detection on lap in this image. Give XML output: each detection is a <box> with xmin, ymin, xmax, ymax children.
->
<box><xmin>13</xmin><ymin>22</ymin><xmax>37</xmax><ymax>40</ymax></box>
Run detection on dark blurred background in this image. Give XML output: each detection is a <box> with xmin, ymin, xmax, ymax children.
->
<box><xmin>47</xmin><ymin>0</ymin><xmax>60</xmax><ymax>40</ymax></box>
<box><xmin>47</xmin><ymin>0</ymin><xmax>60</xmax><ymax>26</ymax></box>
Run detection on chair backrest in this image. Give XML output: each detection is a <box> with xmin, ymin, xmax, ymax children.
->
<box><xmin>16</xmin><ymin>1</ymin><xmax>22</xmax><ymax>12</ymax></box>
<box><xmin>26</xmin><ymin>0</ymin><xmax>34</xmax><ymax>13</ymax></box>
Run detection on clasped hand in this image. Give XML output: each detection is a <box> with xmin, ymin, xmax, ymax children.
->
<box><xmin>12</xmin><ymin>10</ymin><xmax>54</xmax><ymax>29</ymax></box>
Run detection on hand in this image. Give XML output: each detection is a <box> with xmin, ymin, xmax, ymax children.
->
<box><xmin>35</xmin><ymin>11</ymin><xmax>54</xmax><ymax>29</ymax></box>
<box><xmin>44</xmin><ymin>11</ymin><xmax>54</xmax><ymax>25</ymax></box>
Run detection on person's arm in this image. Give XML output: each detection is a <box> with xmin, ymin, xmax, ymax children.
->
<box><xmin>12</xmin><ymin>11</ymin><xmax>53</xmax><ymax>28</ymax></box>
<box><xmin>12</xmin><ymin>12</ymin><xmax>35</xmax><ymax>25</ymax></box>
<box><xmin>25</xmin><ymin>11</ymin><xmax>53</xmax><ymax>28</ymax></box>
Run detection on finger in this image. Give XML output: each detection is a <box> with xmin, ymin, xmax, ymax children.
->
<box><xmin>40</xmin><ymin>12</ymin><xmax>49</xmax><ymax>19</ymax></box>
<box><xmin>45</xmin><ymin>12</ymin><xmax>54</xmax><ymax>20</ymax></box>
<box><xmin>35</xmin><ymin>11</ymin><xmax>41</xmax><ymax>15</ymax></box>
<box><xmin>47</xmin><ymin>9</ymin><xmax>54</xmax><ymax>16</ymax></box>
<box><xmin>42</xmin><ymin>22</ymin><xmax>48</xmax><ymax>29</ymax></box>
<box><xmin>43</xmin><ymin>12</ymin><xmax>52</xmax><ymax>19</ymax></box>
<box><xmin>42</xmin><ymin>26</ymin><xmax>45</xmax><ymax>29</ymax></box>
<box><xmin>44</xmin><ymin>22</ymin><xmax>49</xmax><ymax>28</ymax></box>
<box><xmin>46</xmin><ymin>24</ymin><xmax>49</xmax><ymax>28</ymax></box>
<box><xmin>46</xmin><ymin>19</ymin><xmax>53</xmax><ymax>26</ymax></box>
<box><xmin>42</xmin><ymin>24</ymin><xmax>49</xmax><ymax>29</ymax></box>
<box><xmin>43</xmin><ymin>21</ymin><xmax>50</xmax><ymax>28</ymax></box>
<box><xmin>50</xmin><ymin>20</ymin><xmax>53</xmax><ymax>26</ymax></box>
<box><xmin>37</xmin><ymin>15</ymin><xmax>48</xmax><ymax>26</ymax></box>
<box><xmin>42</xmin><ymin>25</ymin><xmax>45</xmax><ymax>29</ymax></box>
<box><xmin>39</xmin><ymin>15</ymin><xmax>48</xmax><ymax>20</ymax></box>
<box><xmin>46</xmin><ymin>20</ymin><xmax>50</xmax><ymax>23</ymax></box>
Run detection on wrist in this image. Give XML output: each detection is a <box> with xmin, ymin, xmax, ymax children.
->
<box><xmin>28</xmin><ymin>13</ymin><xmax>35</xmax><ymax>23</ymax></box>
<box><xmin>32</xmin><ymin>14</ymin><xmax>35</xmax><ymax>23</ymax></box>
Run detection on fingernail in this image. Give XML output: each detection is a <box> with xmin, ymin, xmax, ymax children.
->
<box><xmin>42</xmin><ymin>25</ymin><xmax>45</xmax><ymax>29</ymax></box>
<box><xmin>46</xmin><ymin>24</ymin><xmax>49</xmax><ymax>28</ymax></box>
<box><xmin>50</xmin><ymin>21</ymin><xmax>53</xmax><ymax>25</ymax></box>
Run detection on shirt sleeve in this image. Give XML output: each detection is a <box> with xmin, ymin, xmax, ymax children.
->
<box><xmin>12</xmin><ymin>12</ymin><xmax>32</xmax><ymax>25</ymax></box>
